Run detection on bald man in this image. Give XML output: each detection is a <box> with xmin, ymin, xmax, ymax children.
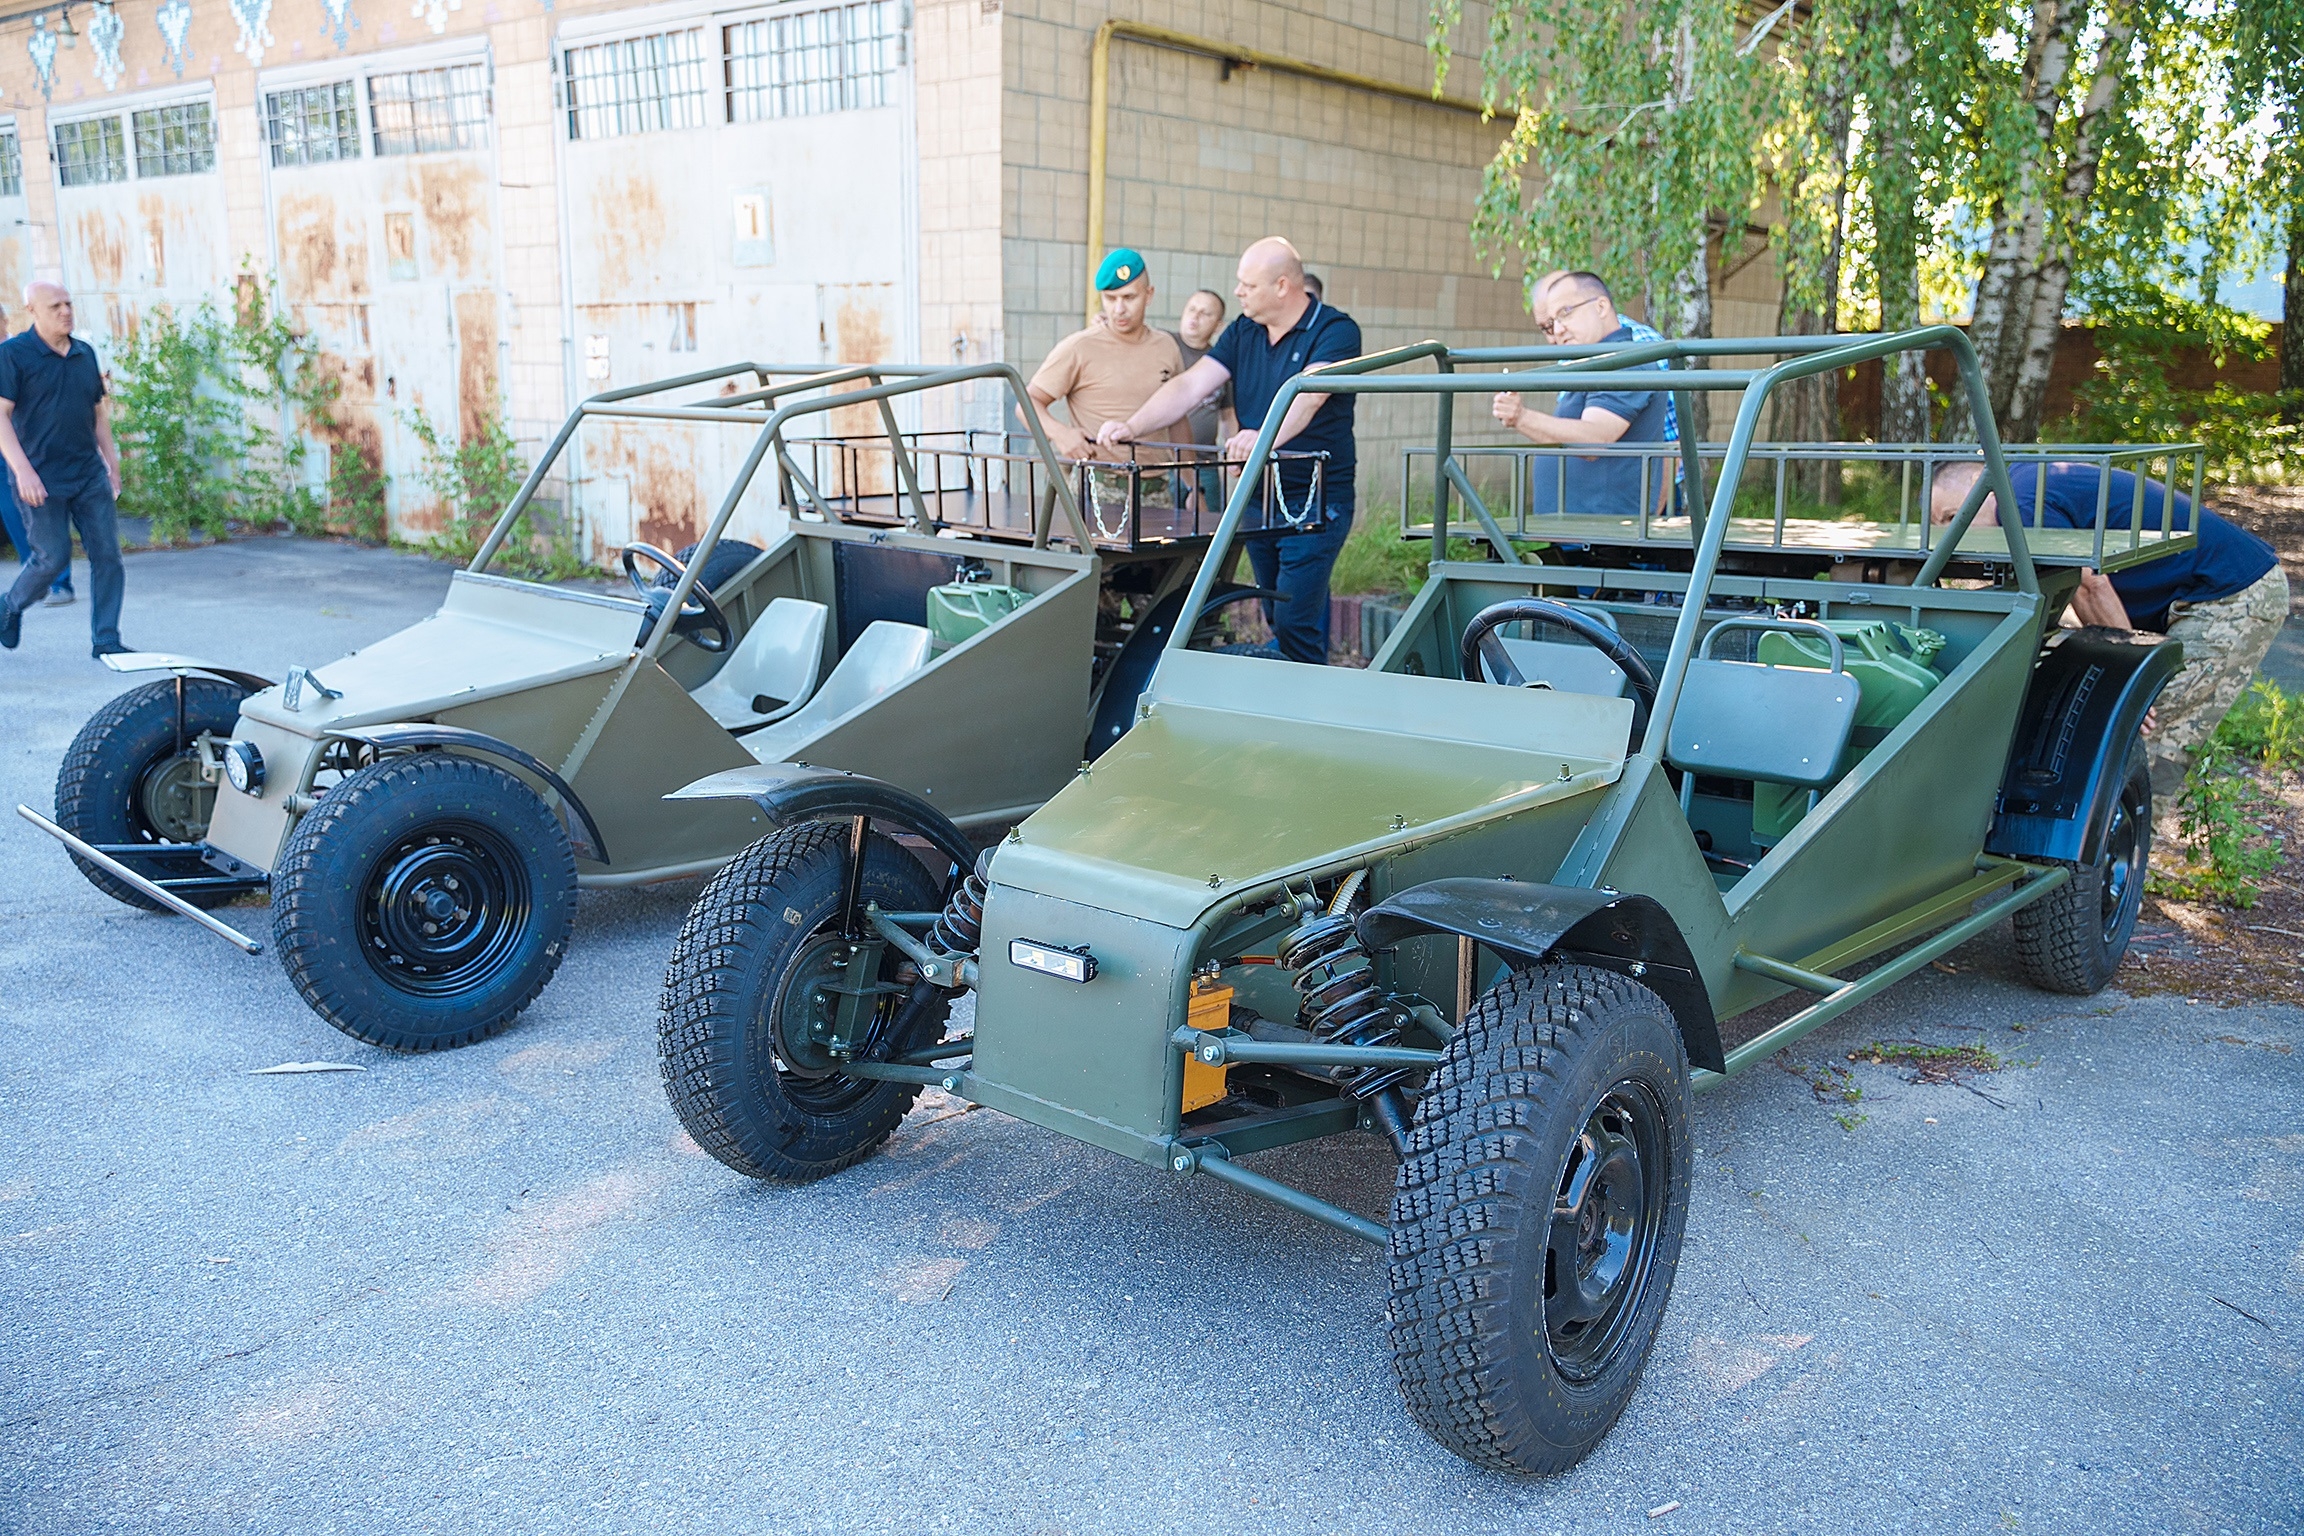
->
<box><xmin>1100</xmin><ymin>237</ymin><xmax>1362</xmax><ymax>664</ymax></box>
<box><xmin>0</xmin><ymin>281</ymin><xmax>124</xmax><ymax>654</ymax></box>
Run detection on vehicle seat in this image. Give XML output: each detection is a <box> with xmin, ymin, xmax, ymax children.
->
<box><xmin>743</xmin><ymin>621</ymin><xmax>935</xmax><ymax>762</ymax></box>
<box><xmin>1664</xmin><ymin>619</ymin><xmax>1860</xmax><ymax>823</ymax></box>
<box><xmin>689</xmin><ymin>597</ymin><xmax>830</xmax><ymax>731</ymax></box>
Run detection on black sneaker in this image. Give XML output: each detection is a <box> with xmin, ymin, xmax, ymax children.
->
<box><xmin>91</xmin><ymin>640</ymin><xmax>130</xmax><ymax>657</ymax></box>
<box><xmin>1</xmin><ymin>604</ymin><xmax>18</xmax><ymax>650</ymax></box>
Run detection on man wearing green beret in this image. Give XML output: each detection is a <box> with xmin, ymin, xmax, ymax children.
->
<box><xmin>1027</xmin><ymin>247</ymin><xmax>1188</xmax><ymax>463</ymax></box>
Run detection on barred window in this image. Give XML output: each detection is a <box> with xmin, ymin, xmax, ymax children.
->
<box><xmin>370</xmin><ymin>63</ymin><xmax>491</xmax><ymax>156</ymax></box>
<box><xmin>266</xmin><ymin>82</ymin><xmax>361</xmax><ymax>168</ymax></box>
<box><xmin>132</xmin><ymin>101</ymin><xmax>217</xmax><ymax>177</ymax></box>
<box><xmin>564</xmin><ymin>28</ymin><xmax>710</xmax><ymax>140</ymax></box>
<box><xmin>53</xmin><ymin>116</ymin><xmax>127</xmax><ymax>187</ymax></box>
<box><xmin>0</xmin><ymin>131</ymin><xmax>19</xmax><ymax>197</ymax></box>
<box><xmin>726</xmin><ymin>2</ymin><xmax>898</xmax><ymax>123</ymax></box>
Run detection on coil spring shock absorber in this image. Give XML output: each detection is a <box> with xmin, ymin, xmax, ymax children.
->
<box><xmin>1275</xmin><ymin>870</ymin><xmax>1420</xmax><ymax>1151</ymax></box>
<box><xmin>926</xmin><ymin>849</ymin><xmax>993</xmax><ymax>967</ymax></box>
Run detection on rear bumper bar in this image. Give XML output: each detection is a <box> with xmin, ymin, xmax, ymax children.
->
<box><xmin>16</xmin><ymin>804</ymin><xmax>268</xmax><ymax>955</ymax></box>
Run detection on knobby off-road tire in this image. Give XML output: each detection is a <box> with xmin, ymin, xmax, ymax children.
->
<box><xmin>272</xmin><ymin>753</ymin><xmax>577</xmax><ymax>1052</ymax></box>
<box><xmin>1388</xmin><ymin>963</ymin><xmax>1694</xmax><ymax>1475</ymax></box>
<box><xmin>659</xmin><ymin>821</ymin><xmax>952</xmax><ymax>1183</ymax></box>
<box><xmin>2012</xmin><ymin>745</ymin><xmax>2151</xmax><ymax>995</ymax></box>
<box><xmin>54</xmin><ymin>676</ymin><xmax>249</xmax><ymax>910</ymax></box>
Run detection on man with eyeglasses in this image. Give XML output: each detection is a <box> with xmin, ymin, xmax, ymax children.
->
<box><xmin>1493</xmin><ymin>271</ymin><xmax>1676</xmax><ymax>521</ymax></box>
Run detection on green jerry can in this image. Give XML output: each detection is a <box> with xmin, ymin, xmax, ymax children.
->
<box><xmin>925</xmin><ymin>582</ymin><xmax>1030</xmax><ymax>652</ymax></box>
<box><xmin>1751</xmin><ymin>619</ymin><xmax>1946</xmax><ymax>841</ymax></box>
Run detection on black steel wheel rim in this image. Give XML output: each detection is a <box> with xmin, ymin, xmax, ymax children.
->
<box><xmin>2098</xmin><ymin>777</ymin><xmax>2147</xmax><ymax>946</ymax></box>
<box><xmin>358</xmin><ymin>820</ymin><xmax>534</xmax><ymax>997</ymax></box>
<box><xmin>763</xmin><ymin>931</ymin><xmax>899</xmax><ymax>1116</ymax></box>
<box><xmin>1542</xmin><ymin>1079</ymin><xmax>1669</xmax><ymax>1383</ymax></box>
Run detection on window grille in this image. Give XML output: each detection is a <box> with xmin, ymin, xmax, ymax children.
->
<box><xmin>0</xmin><ymin>131</ymin><xmax>20</xmax><ymax>197</ymax></box>
<box><xmin>132</xmin><ymin>101</ymin><xmax>217</xmax><ymax>177</ymax></box>
<box><xmin>53</xmin><ymin>116</ymin><xmax>127</xmax><ymax>187</ymax></box>
<box><xmin>564</xmin><ymin>28</ymin><xmax>710</xmax><ymax>140</ymax></box>
<box><xmin>370</xmin><ymin>63</ymin><xmax>491</xmax><ymax>156</ymax></box>
<box><xmin>725</xmin><ymin>1</ymin><xmax>898</xmax><ymax>123</ymax></box>
<box><xmin>265</xmin><ymin>82</ymin><xmax>361</xmax><ymax>168</ymax></box>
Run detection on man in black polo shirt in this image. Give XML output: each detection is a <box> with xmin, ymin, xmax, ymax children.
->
<box><xmin>0</xmin><ymin>281</ymin><xmax>125</xmax><ymax>654</ymax></box>
<box><xmin>1099</xmin><ymin>236</ymin><xmax>1361</xmax><ymax>663</ymax></box>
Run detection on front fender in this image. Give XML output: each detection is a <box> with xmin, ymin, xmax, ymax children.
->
<box><xmin>669</xmin><ymin>760</ymin><xmax>976</xmax><ymax>873</ymax></box>
<box><xmin>1986</xmin><ymin>626</ymin><xmax>2183</xmax><ymax>866</ymax></box>
<box><xmin>99</xmin><ymin>650</ymin><xmax>275</xmax><ymax>693</ymax></box>
<box><xmin>327</xmin><ymin>723</ymin><xmax>608</xmax><ymax>863</ymax></box>
<box><xmin>1359</xmin><ymin>879</ymin><xmax>1724</xmax><ymax>1073</ymax></box>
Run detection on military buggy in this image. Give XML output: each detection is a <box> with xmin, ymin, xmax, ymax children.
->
<box><xmin>23</xmin><ymin>361</ymin><xmax>1322</xmax><ymax>1050</ymax></box>
<box><xmin>653</xmin><ymin>328</ymin><xmax>2197</xmax><ymax>1473</ymax></box>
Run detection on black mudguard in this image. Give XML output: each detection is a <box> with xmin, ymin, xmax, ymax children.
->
<box><xmin>672</xmin><ymin>759</ymin><xmax>975</xmax><ymax>874</ymax></box>
<box><xmin>1985</xmin><ymin>626</ymin><xmax>2183</xmax><ymax>866</ymax></box>
<box><xmin>1087</xmin><ymin>585</ymin><xmax>1283</xmax><ymax>758</ymax></box>
<box><xmin>1359</xmin><ymin>879</ymin><xmax>1725</xmax><ymax>1073</ymax></box>
<box><xmin>326</xmin><ymin>723</ymin><xmax>610</xmax><ymax>864</ymax></box>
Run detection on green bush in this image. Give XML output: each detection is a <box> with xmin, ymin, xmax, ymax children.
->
<box><xmin>2049</xmin><ymin>304</ymin><xmax>2304</xmax><ymax>485</ymax></box>
<box><xmin>403</xmin><ymin>408</ymin><xmax>585</xmax><ymax>582</ymax></box>
<box><xmin>2150</xmin><ymin>680</ymin><xmax>2300</xmax><ymax>909</ymax></box>
<box><xmin>110</xmin><ymin>281</ymin><xmax>335</xmax><ymax>543</ymax></box>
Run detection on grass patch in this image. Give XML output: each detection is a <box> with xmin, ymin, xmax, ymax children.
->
<box><xmin>1849</xmin><ymin>1039</ymin><xmax>2015</xmax><ymax>1083</ymax></box>
<box><xmin>1774</xmin><ymin>1052</ymin><xmax>1866</xmax><ymax>1130</ymax></box>
<box><xmin>2149</xmin><ymin>680</ymin><xmax>2301</xmax><ymax>910</ymax></box>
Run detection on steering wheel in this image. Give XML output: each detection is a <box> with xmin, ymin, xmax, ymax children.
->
<box><xmin>1459</xmin><ymin>598</ymin><xmax>1659</xmax><ymax>748</ymax></box>
<box><xmin>623</xmin><ymin>542</ymin><xmax>733</xmax><ymax>654</ymax></box>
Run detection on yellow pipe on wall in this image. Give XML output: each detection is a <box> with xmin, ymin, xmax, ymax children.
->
<box><xmin>1084</xmin><ymin>19</ymin><xmax>1489</xmax><ymax>325</ymax></box>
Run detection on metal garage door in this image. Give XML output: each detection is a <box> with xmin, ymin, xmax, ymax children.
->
<box><xmin>49</xmin><ymin>88</ymin><xmax>232</xmax><ymax>363</ymax></box>
<box><xmin>0</xmin><ymin>122</ymin><xmax>31</xmax><ymax>328</ymax></box>
<box><xmin>260</xmin><ymin>48</ymin><xmax>506</xmax><ymax>539</ymax></box>
<box><xmin>556</xmin><ymin>0</ymin><xmax>915</xmax><ymax>553</ymax></box>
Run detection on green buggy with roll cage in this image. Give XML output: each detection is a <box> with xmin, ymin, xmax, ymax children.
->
<box><xmin>21</xmin><ymin>360</ymin><xmax>1328</xmax><ymax>1052</ymax></box>
<box><xmin>653</xmin><ymin>327</ymin><xmax>2199</xmax><ymax>1473</ymax></box>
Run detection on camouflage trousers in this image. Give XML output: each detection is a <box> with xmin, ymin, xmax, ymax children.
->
<box><xmin>2149</xmin><ymin>564</ymin><xmax>2291</xmax><ymax>792</ymax></box>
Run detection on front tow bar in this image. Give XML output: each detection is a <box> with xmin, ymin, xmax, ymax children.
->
<box><xmin>16</xmin><ymin>804</ymin><xmax>265</xmax><ymax>955</ymax></box>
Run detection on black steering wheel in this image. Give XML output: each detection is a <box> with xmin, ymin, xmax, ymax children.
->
<box><xmin>623</xmin><ymin>542</ymin><xmax>733</xmax><ymax>654</ymax></box>
<box><xmin>1459</xmin><ymin>598</ymin><xmax>1658</xmax><ymax>748</ymax></box>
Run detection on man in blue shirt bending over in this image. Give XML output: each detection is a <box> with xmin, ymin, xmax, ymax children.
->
<box><xmin>1930</xmin><ymin>457</ymin><xmax>2286</xmax><ymax>791</ymax></box>
<box><xmin>1491</xmin><ymin>271</ymin><xmax>1676</xmax><ymax>519</ymax></box>
<box><xmin>1100</xmin><ymin>236</ymin><xmax>1361</xmax><ymax>664</ymax></box>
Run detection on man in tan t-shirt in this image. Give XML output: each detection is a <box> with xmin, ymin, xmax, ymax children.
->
<box><xmin>1027</xmin><ymin>247</ymin><xmax>1189</xmax><ymax>461</ymax></box>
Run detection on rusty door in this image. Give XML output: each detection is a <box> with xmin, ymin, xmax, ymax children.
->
<box><xmin>262</xmin><ymin>55</ymin><xmax>506</xmax><ymax>541</ymax></box>
<box><xmin>0</xmin><ymin>122</ymin><xmax>31</xmax><ymax>329</ymax></box>
<box><xmin>49</xmin><ymin>90</ymin><xmax>233</xmax><ymax>365</ymax></box>
<box><xmin>557</xmin><ymin>3</ymin><xmax>915</xmax><ymax>554</ymax></box>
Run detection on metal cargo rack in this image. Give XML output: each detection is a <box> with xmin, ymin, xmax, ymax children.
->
<box><xmin>1380</xmin><ymin>335</ymin><xmax>2201</xmax><ymax>579</ymax></box>
<box><xmin>782</xmin><ymin>430</ymin><xmax>1329</xmax><ymax>553</ymax></box>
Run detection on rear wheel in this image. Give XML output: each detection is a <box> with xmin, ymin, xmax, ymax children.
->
<box><xmin>1388</xmin><ymin>963</ymin><xmax>1693</xmax><ymax>1475</ymax></box>
<box><xmin>2012</xmin><ymin>745</ymin><xmax>2151</xmax><ymax>995</ymax></box>
<box><xmin>53</xmin><ymin>676</ymin><xmax>248</xmax><ymax>910</ymax></box>
<box><xmin>271</xmin><ymin>753</ymin><xmax>577</xmax><ymax>1051</ymax></box>
<box><xmin>658</xmin><ymin>821</ymin><xmax>952</xmax><ymax>1182</ymax></box>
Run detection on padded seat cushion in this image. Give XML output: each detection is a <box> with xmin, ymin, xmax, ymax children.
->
<box><xmin>1665</xmin><ymin>658</ymin><xmax>1859</xmax><ymax>789</ymax></box>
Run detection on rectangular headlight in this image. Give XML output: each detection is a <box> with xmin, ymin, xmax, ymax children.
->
<box><xmin>1009</xmin><ymin>939</ymin><xmax>1097</xmax><ymax>984</ymax></box>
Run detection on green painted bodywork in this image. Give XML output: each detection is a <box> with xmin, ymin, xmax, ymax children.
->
<box><xmin>912</xmin><ymin>329</ymin><xmax>2195</xmax><ymax>1174</ymax></box>
<box><xmin>194</xmin><ymin>362</ymin><xmax>1163</xmax><ymax>889</ymax></box>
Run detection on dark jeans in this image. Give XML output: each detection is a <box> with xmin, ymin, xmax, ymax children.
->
<box><xmin>0</xmin><ymin>478</ymin><xmax>68</xmax><ymax>596</ymax></box>
<box><xmin>1245</xmin><ymin>503</ymin><xmax>1354</xmax><ymax>665</ymax></box>
<box><xmin>6</xmin><ymin>479</ymin><xmax>123</xmax><ymax>647</ymax></box>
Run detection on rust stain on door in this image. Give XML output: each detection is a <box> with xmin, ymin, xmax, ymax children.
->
<box><xmin>276</xmin><ymin>190</ymin><xmax>372</xmax><ymax>303</ymax></box>
<box><xmin>454</xmin><ymin>291</ymin><xmax>499</xmax><ymax>442</ymax></box>
<box><xmin>585</xmin><ymin>173</ymin><xmax>668</xmax><ymax>295</ymax></box>
<box><xmin>418</xmin><ymin>163</ymin><xmax>492</xmax><ymax>280</ymax></box>
<box><xmin>828</xmin><ymin>289</ymin><xmax>893</xmax><ymax>496</ymax></box>
<box><xmin>597</xmin><ymin>423</ymin><xmax>705</xmax><ymax>553</ymax></box>
<box><xmin>75</xmin><ymin>213</ymin><xmax>126</xmax><ymax>289</ymax></box>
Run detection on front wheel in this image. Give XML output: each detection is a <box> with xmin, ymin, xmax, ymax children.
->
<box><xmin>53</xmin><ymin>676</ymin><xmax>249</xmax><ymax>910</ymax></box>
<box><xmin>2012</xmin><ymin>745</ymin><xmax>2151</xmax><ymax>995</ymax></box>
<box><xmin>658</xmin><ymin>821</ymin><xmax>952</xmax><ymax>1183</ymax></box>
<box><xmin>271</xmin><ymin>753</ymin><xmax>578</xmax><ymax>1051</ymax></box>
<box><xmin>1388</xmin><ymin>963</ymin><xmax>1693</xmax><ymax>1475</ymax></box>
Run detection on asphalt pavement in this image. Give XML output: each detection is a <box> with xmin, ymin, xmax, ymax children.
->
<box><xmin>1</xmin><ymin>538</ymin><xmax>2298</xmax><ymax>1535</ymax></box>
